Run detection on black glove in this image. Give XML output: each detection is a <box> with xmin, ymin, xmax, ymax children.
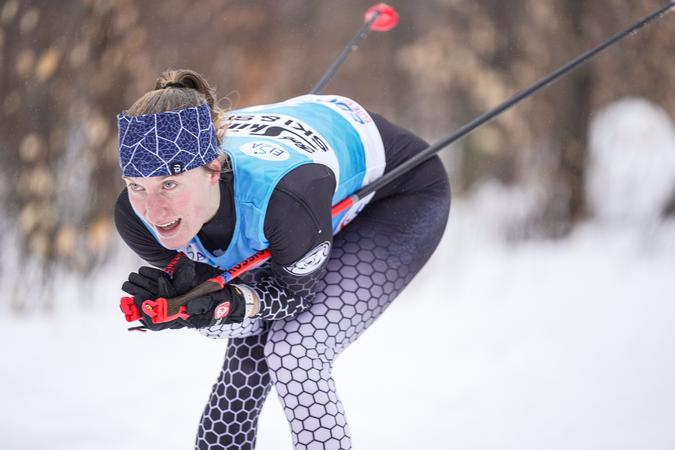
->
<box><xmin>122</xmin><ymin>280</ymin><xmax>247</xmax><ymax>330</ymax></box>
<box><xmin>121</xmin><ymin>267</ymin><xmax>186</xmax><ymax>331</ymax></box>
<box><xmin>183</xmin><ymin>286</ymin><xmax>248</xmax><ymax>328</ymax></box>
<box><xmin>121</xmin><ymin>254</ymin><xmax>223</xmax><ymax>331</ymax></box>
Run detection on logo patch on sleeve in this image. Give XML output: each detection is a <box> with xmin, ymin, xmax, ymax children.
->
<box><xmin>284</xmin><ymin>241</ymin><xmax>331</xmax><ymax>275</ymax></box>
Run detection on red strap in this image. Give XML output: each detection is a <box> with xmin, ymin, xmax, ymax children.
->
<box><xmin>141</xmin><ymin>297</ymin><xmax>190</xmax><ymax>324</ymax></box>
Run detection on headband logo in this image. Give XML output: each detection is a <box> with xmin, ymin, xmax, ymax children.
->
<box><xmin>170</xmin><ymin>162</ymin><xmax>184</xmax><ymax>174</ymax></box>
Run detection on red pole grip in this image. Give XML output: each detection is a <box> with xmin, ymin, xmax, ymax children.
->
<box><xmin>120</xmin><ymin>296</ymin><xmax>142</xmax><ymax>322</ymax></box>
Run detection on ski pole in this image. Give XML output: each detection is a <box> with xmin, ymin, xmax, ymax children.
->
<box><xmin>309</xmin><ymin>3</ymin><xmax>399</xmax><ymax>94</ymax></box>
<box><xmin>352</xmin><ymin>1</ymin><xmax>675</xmax><ymax>202</ymax></box>
<box><xmin>125</xmin><ymin>1</ymin><xmax>675</xmax><ymax>326</ymax></box>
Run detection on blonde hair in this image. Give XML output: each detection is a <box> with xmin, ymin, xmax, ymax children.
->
<box><xmin>124</xmin><ymin>69</ymin><xmax>230</xmax><ymax>172</ymax></box>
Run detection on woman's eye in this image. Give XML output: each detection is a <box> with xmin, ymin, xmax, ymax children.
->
<box><xmin>163</xmin><ymin>180</ymin><xmax>178</xmax><ymax>190</ymax></box>
<box><xmin>128</xmin><ymin>183</ymin><xmax>144</xmax><ymax>192</ymax></box>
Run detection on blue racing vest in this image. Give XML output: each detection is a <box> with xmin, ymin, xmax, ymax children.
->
<box><xmin>177</xmin><ymin>94</ymin><xmax>386</xmax><ymax>269</ymax></box>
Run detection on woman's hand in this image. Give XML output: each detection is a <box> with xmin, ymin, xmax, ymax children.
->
<box><xmin>121</xmin><ymin>265</ymin><xmax>188</xmax><ymax>331</ymax></box>
<box><xmin>121</xmin><ymin>254</ymin><xmax>254</xmax><ymax>330</ymax></box>
<box><xmin>121</xmin><ymin>254</ymin><xmax>221</xmax><ymax>330</ymax></box>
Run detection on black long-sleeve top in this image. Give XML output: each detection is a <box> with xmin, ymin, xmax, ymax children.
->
<box><xmin>115</xmin><ymin>112</ymin><xmax>432</xmax><ymax>321</ymax></box>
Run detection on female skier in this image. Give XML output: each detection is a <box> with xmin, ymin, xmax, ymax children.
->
<box><xmin>116</xmin><ymin>69</ymin><xmax>450</xmax><ymax>450</ymax></box>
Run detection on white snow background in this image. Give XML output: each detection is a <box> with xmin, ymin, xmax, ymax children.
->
<box><xmin>1</xmin><ymin>98</ymin><xmax>674</xmax><ymax>450</ymax></box>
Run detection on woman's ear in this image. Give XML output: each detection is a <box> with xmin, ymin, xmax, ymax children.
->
<box><xmin>207</xmin><ymin>159</ymin><xmax>222</xmax><ymax>183</ymax></box>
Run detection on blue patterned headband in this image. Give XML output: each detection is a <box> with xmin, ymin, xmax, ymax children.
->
<box><xmin>117</xmin><ymin>102</ymin><xmax>219</xmax><ymax>177</ymax></box>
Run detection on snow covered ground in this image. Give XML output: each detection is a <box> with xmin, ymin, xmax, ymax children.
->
<box><xmin>1</xmin><ymin>98</ymin><xmax>674</xmax><ymax>450</ymax></box>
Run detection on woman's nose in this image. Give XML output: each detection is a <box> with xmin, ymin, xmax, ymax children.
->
<box><xmin>145</xmin><ymin>193</ymin><xmax>171</xmax><ymax>222</ymax></box>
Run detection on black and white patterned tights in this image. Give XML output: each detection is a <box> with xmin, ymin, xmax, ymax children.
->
<box><xmin>196</xmin><ymin>157</ymin><xmax>450</xmax><ymax>450</ymax></box>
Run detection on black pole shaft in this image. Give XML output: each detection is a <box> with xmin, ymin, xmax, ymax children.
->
<box><xmin>309</xmin><ymin>11</ymin><xmax>381</xmax><ymax>95</ymax></box>
<box><xmin>354</xmin><ymin>1</ymin><xmax>675</xmax><ymax>201</ymax></box>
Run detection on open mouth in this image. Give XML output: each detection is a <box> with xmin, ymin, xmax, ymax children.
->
<box><xmin>155</xmin><ymin>218</ymin><xmax>182</xmax><ymax>235</ymax></box>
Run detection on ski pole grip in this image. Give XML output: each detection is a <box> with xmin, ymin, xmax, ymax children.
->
<box><xmin>142</xmin><ymin>275</ymin><xmax>227</xmax><ymax>324</ymax></box>
<box><xmin>120</xmin><ymin>296</ymin><xmax>142</xmax><ymax>322</ymax></box>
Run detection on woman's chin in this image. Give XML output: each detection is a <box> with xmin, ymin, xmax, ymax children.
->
<box><xmin>157</xmin><ymin>233</ymin><xmax>192</xmax><ymax>250</ymax></box>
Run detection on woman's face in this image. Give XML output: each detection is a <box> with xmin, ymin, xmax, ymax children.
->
<box><xmin>124</xmin><ymin>165</ymin><xmax>221</xmax><ymax>250</ymax></box>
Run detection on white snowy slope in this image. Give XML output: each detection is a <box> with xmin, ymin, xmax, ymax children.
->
<box><xmin>1</xmin><ymin>98</ymin><xmax>674</xmax><ymax>450</ymax></box>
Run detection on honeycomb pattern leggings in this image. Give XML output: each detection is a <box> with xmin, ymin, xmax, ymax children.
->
<box><xmin>196</xmin><ymin>157</ymin><xmax>450</xmax><ymax>449</ymax></box>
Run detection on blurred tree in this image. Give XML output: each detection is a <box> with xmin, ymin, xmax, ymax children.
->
<box><xmin>394</xmin><ymin>0</ymin><xmax>675</xmax><ymax>237</ymax></box>
<box><xmin>0</xmin><ymin>0</ymin><xmax>283</xmax><ymax>310</ymax></box>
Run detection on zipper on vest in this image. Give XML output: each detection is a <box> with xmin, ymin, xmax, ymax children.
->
<box><xmin>276</xmin><ymin>187</ymin><xmax>323</xmax><ymax>235</ymax></box>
